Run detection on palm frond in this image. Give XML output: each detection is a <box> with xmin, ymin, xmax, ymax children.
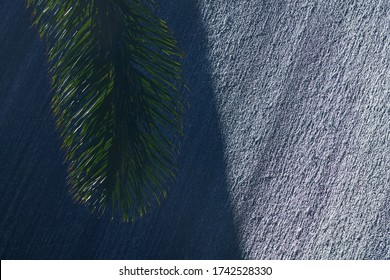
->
<box><xmin>27</xmin><ymin>0</ymin><xmax>183</xmax><ymax>221</ymax></box>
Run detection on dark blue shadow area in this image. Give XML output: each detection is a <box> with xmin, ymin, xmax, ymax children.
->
<box><xmin>0</xmin><ymin>0</ymin><xmax>241</xmax><ymax>259</ymax></box>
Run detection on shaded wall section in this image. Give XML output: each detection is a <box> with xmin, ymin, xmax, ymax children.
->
<box><xmin>0</xmin><ymin>0</ymin><xmax>240</xmax><ymax>259</ymax></box>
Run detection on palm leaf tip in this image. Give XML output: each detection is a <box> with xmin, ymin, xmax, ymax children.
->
<box><xmin>28</xmin><ymin>0</ymin><xmax>183</xmax><ymax>221</ymax></box>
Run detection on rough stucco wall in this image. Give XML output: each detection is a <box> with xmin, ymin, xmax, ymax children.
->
<box><xmin>0</xmin><ymin>0</ymin><xmax>389</xmax><ymax>259</ymax></box>
<box><xmin>194</xmin><ymin>0</ymin><xmax>390</xmax><ymax>259</ymax></box>
<box><xmin>0</xmin><ymin>0</ymin><xmax>239</xmax><ymax>259</ymax></box>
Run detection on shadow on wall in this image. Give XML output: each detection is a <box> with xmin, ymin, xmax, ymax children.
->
<box><xmin>0</xmin><ymin>0</ymin><xmax>241</xmax><ymax>259</ymax></box>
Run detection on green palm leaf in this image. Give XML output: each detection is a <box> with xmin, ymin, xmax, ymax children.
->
<box><xmin>27</xmin><ymin>0</ymin><xmax>183</xmax><ymax>221</ymax></box>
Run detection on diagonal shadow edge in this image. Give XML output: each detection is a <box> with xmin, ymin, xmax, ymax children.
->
<box><xmin>0</xmin><ymin>0</ymin><xmax>242</xmax><ymax>259</ymax></box>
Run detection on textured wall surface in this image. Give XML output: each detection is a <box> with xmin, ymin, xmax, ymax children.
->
<box><xmin>196</xmin><ymin>0</ymin><xmax>390</xmax><ymax>259</ymax></box>
<box><xmin>0</xmin><ymin>0</ymin><xmax>389</xmax><ymax>259</ymax></box>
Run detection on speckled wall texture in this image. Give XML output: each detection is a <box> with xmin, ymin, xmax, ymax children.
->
<box><xmin>0</xmin><ymin>0</ymin><xmax>389</xmax><ymax>259</ymax></box>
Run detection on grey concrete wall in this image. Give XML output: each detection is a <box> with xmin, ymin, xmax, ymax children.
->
<box><xmin>0</xmin><ymin>0</ymin><xmax>389</xmax><ymax>259</ymax></box>
<box><xmin>189</xmin><ymin>0</ymin><xmax>390</xmax><ymax>259</ymax></box>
